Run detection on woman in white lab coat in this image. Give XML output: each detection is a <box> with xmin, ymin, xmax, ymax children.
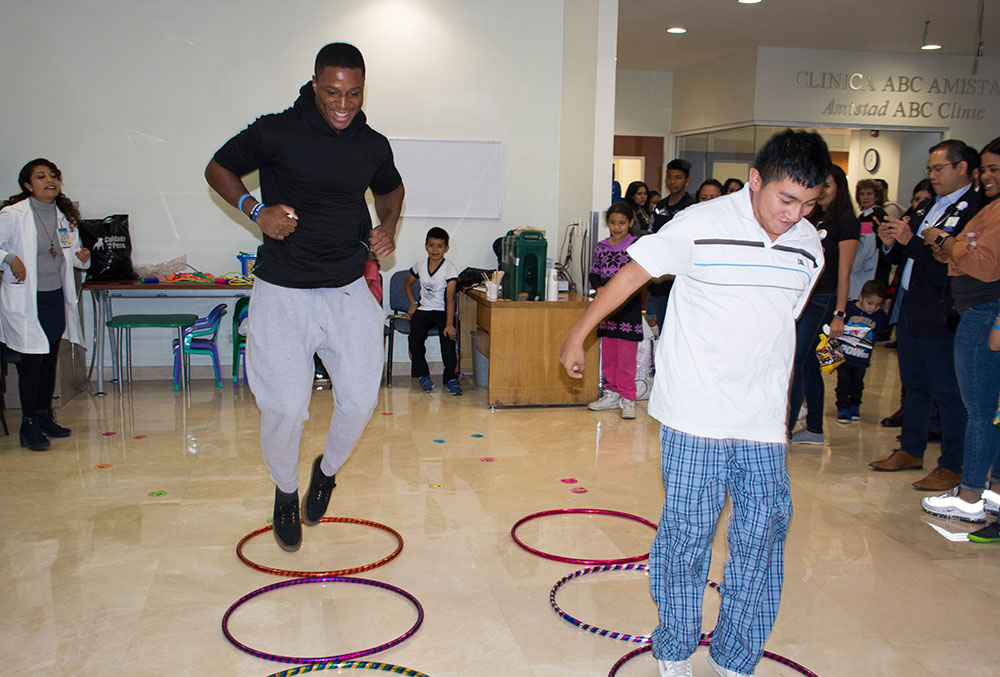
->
<box><xmin>0</xmin><ymin>159</ymin><xmax>90</xmax><ymax>450</ymax></box>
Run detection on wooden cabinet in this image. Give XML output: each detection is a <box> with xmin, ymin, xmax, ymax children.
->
<box><xmin>464</xmin><ymin>288</ymin><xmax>598</xmax><ymax>407</ymax></box>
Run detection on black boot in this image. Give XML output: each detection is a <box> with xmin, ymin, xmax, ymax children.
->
<box><xmin>272</xmin><ymin>487</ymin><xmax>302</xmax><ymax>552</ymax></box>
<box><xmin>302</xmin><ymin>455</ymin><xmax>337</xmax><ymax>525</ymax></box>
<box><xmin>38</xmin><ymin>410</ymin><xmax>71</xmax><ymax>438</ymax></box>
<box><xmin>20</xmin><ymin>416</ymin><xmax>50</xmax><ymax>451</ymax></box>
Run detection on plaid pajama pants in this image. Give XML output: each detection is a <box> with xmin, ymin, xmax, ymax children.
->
<box><xmin>649</xmin><ymin>425</ymin><xmax>791</xmax><ymax>675</ymax></box>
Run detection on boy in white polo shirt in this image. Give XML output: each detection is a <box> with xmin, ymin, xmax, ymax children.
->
<box><xmin>561</xmin><ymin>130</ymin><xmax>829</xmax><ymax>677</ymax></box>
<box><xmin>405</xmin><ymin>227</ymin><xmax>461</xmax><ymax>395</ymax></box>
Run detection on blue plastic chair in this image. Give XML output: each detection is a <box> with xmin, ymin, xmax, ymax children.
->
<box><xmin>172</xmin><ymin>303</ymin><xmax>227</xmax><ymax>390</ymax></box>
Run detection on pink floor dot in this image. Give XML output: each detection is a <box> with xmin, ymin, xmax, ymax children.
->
<box><xmin>101</xmin><ymin>432</ymin><xmax>117</xmax><ymax>437</ymax></box>
<box><xmin>480</xmin><ymin>457</ymin><xmax>496</xmax><ymax>463</ymax></box>
<box><xmin>560</xmin><ymin>478</ymin><xmax>578</xmax><ymax>484</ymax></box>
<box><xmin>570</xmin><ymin>487</ymin><xmax>588</xmax><ymax>494</ymax></box>
<box><xmin>381</xmin><ymin>412</ymin><xmax>394</xmax><ymax>416</ymax></box>
<box><xmin>133</xmin><ymin>435</ymin><xmax>147</xmax><ymax>439</ymax></box>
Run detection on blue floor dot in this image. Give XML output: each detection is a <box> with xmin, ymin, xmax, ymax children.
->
<box><xmin>471</xmin><ymin>434</ymin><xmax>484</xmax><ymax>438</ymax></box>
<box><xmin>433</xmin><ymin>439</ymin><xmax>446</xmax><ymax>444</ymax></box>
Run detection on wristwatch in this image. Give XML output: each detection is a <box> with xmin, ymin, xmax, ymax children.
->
<box><xmin>933</xmin><ymin>232</ymin><xmax>951</xmax><ymax>247</ymax></box>
<box><xmin>833</xmin><ymin>310</ymin><xmax>847</xmax><ymax>319</ymax></box>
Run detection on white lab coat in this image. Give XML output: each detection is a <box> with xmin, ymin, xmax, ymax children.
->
<box><xmin>0</xmin><ymin>200</ymin><xmax>90</xmax><ymax>353</ymax></box>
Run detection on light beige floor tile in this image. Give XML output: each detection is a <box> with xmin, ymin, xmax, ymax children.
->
<box><xmin>1</xmin><ymin>346</ymin><xmax>997</xmax><ymax>675</ymax></box>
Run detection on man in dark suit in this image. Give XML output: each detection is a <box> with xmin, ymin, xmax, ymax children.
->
<box><xmin>869</xmin><ymin>140</ymin><xmax>982</xmax><ymax>491</ymax></box>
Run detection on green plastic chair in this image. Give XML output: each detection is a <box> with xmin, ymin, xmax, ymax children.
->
<box><xmin>232</xmin><ymin>297</ymin><xmax>249</xmax><ymax>388</ymax></box>
<box><xmin>106</xmin><ymin>313</ymin><xmax>199</xmax><ymax>392</ymax></box>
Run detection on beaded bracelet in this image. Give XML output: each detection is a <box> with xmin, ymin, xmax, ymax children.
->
<box><xmin>250</xmin><ymin>203</ymin><xmax>264</xmax><ymax>222</ymax></box>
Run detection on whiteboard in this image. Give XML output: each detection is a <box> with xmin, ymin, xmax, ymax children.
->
<box><xmin>388</xmin><ymin>138</ymin><xmax>502</xmax><ymax>219</ymax></box>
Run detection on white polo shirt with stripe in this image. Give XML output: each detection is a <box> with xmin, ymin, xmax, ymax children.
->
<box><xmin>628</xmin><ymin>185</ymin><xmax>824</xmax><ymax>444</ymax></box>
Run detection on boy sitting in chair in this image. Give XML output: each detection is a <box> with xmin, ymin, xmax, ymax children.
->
<box><xmin>405</xmin><ymin>227</ymin><xmax>461</xmax><ymax>395</ymax></box>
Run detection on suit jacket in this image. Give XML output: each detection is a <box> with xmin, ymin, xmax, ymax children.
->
<box><xmin>885</xmin><ymin>185</ymin><xmax>982</xmax><ymax>338</ymax></box>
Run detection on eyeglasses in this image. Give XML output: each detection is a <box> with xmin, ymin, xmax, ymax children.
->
<box><xmin>924</xmin><ymin>162</ymin><xmax>957</xmax><ymax>176</ymax></box>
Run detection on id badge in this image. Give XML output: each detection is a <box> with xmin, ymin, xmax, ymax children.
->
<box><xmin>942</xmin><ymin>216</ymin><xmax>960</xmax><ymax>233</ymax></box>
<box><xmin>57</xmin><ymin>227</ymin><xmax>72</xmax><ymax>248</ymax></box>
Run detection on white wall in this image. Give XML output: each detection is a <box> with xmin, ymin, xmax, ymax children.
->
<box><xmin>558</xmin><ymin>0</ymin><xmax>619</xmax><ymax>270</ymax></box>
<box><xmin>614</xmin><ymin>70</ymin><xmax>673</xmax><ymax>137</ymax></box>
<box><xmin>0</xmin><ymin>0</ymin><xmax>575</xmax><ymax>371</ymax></box>
<box><xmin>671</xmin><ymin>48</ymin><xmax>758</xmax><ymax>134</ymax></box>
<box><xmin>846</xmin><ymin>130</ymin><xmax>902</xmax><ymax>203</ymax></box>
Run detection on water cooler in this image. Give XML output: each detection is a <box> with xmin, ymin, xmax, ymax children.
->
<box><xmin>501</xmin><ymin>229</ymin><xmax>547</xmax><ymax>300</ymax></box>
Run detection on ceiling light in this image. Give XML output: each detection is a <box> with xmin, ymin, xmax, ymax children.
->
<box><xmin>921</xmin><ymin>20</ymin><xmax>941</xmax><ymax>50</ymax></box>
<box><xmin>666</xmin><ymin>27</ymin><xmax>687</xmax><ymax>34</ymax></box>
<box><xmin>738</xmin><ymin>0</ymin><xmax>762</xmax><ymax>4</ymax></box>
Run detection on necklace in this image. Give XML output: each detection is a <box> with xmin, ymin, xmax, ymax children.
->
<box><xmin>29</xmin><ymin>199</ymin><xmax>60</xmax><ymax>257</ymax></box>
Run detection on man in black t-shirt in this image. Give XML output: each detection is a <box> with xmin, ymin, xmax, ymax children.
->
<box><xmin>206</xmin><ymin>43</ymin><xmax>404</xmax><ymax>552</ymax></box>
<box><xmin>646</xmin><ymin>159</ymin><xmax>695</xmax><ymax>332</ymax></box>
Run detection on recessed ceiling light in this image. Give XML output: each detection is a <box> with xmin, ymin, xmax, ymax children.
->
<box><xmin>921</xmin><ymin>43</ymin><xmax>942</xmax><ymax>50</ymax></box>
<box><xmin>666</xmin><ymin>27</ymin><xmax>687</xmax><ymax>34</ymax></box>
<box><xmin>738</xmin><ymin>0</ymin><xmax>762</xmax><ymax>4</ymax></box>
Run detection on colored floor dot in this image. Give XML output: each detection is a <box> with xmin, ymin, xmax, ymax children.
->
<box><xmin>101</xmin><ymin>432</ymin><xmax>117</xmax><ymax>437</ymax></box>
<box><xmin>433</xmin><ymin>439</ymin><xmax>446</xmax><ymax>444</ymax></box>
<box><xmin>480</xmin><ymin>457</ymin><xmax>496</xmax><ymax>463</ymax></box>
<box><xmin>133</xmin><ymin>435</ymin><xmax>147</xmax><ymax>439</ymax></box>
<box><xmin>560</xmin><ymin>478</ymin><xmax>578</xmax><ymax>484</ymax></box>
<box><xmin>381</xmin><ymin>412</ymin><xmax>394</xmax><ymax>416</ymax></box>
<box><xmin>94</xmin><ymin>464</ymin><xmax>111</xmax><ymax>469</ymax></box>
<box><xmin>429</xmin><ymin>483</ymin><xmax>444</xmax><ymax>489</ymax></box>
<box><xmin>148</xmin><ymin>491</ymin><xmax>167</xmax><ymax>497</ymax></box>
<box><xmin>571</xmin><ymin>487</ymin><xmax>588</xmax><ymax>494</ymax></box>
<box><xmin>471</xmin><ymin>434</ymin><xmax>484</xmax><ymax>438</ymax></box>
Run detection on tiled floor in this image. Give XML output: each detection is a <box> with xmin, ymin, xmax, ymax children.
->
<box><xmin>1</xmin><ymin>346</ymin><xmax>998</xmax><ymax>675</ymax></box>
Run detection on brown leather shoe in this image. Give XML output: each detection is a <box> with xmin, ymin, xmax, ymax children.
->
<box><xmin>881</xmin><ymin>407</ymin><xmax>904</xmax><ymax>427</ymax></box>
<box><xmin>869</xmin><ymin>449</ymin><xmax>924</xmax><ymax>471</ymax></box>
<box><xmin>912</xmin><ymin>467</ymin><xmax>961</xmax><ymax>491</ymax></box>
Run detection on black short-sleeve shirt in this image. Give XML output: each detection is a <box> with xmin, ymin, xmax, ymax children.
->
<box><xmin>811</xmin><ymin>210</ymin><xmax>860</xmax><ymax>295</ymax></box>
<box><xmin>213</xmin><ymin>83</ymin><xmax>402</xmax><ymax>288</ymax></box>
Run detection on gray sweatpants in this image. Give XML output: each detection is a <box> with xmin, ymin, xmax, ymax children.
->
<box><xmin>247</xmin><ymin>277</ymin><xmax>383</xmax><ymax>493</ymax></box>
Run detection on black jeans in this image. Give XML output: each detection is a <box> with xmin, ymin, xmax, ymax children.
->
<box><xmin>835</xmin><ymin>364</ymin><xmax>867</xmax><ymax>410</ymax></box>
<box><xmin>16</xmin><ymin>289</ymin><xmax>65</xmax><ymax>416</ymax></box>
<box><xmin>408</xmin><ymin>310</ymin><xmax>457</xmax><ymax>384</ymax></box>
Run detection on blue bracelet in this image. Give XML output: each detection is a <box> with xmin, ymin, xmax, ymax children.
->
<box><xmin>993</xmin><ymin>322</ymin><xmax>1000</xmax><ymax>332</ymax></box>
<box><xmin>250</xmin><ymin>203</ymin><xmax>264</xmax><ymax>223</ymax></box>
<box><xmin>237</xmin><ymin>193</ymin><xmax>253</xmax><ymax>213</ymax></box>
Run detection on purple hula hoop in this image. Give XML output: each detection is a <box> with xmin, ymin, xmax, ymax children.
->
<box><xmin>607</xmin><ymin>644</ymin><xmax>820</xmax><ymax>677</ymax></box>
<box><xmin>221</xmin><ymin>575</ymin><xmax>424</xmax><ymax>664</ymax></box>
<box><xmin>549</xmin><ymin>564</ymin><xmax>716</xmax><ymax>643</ymax></box>
<box><xmin>510</xmin><ymin>508</ymin><xmax>658</xmax><ymax>565</ymax></box>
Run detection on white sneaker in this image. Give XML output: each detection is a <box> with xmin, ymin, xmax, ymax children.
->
<box><xmin>620</xmin><ymin>398</ymin><xmax>636</xmax><ymax>419</ymax></box>
<box><xmin>921</xmin><ymin>487</ymin><xmax>987</xmax><ymax>524</ymax></box>
<box><xmin>983</xmin><ymin>488</ymin><xmax>1000</xmax><ymax>516</ymax></box>
<box><xmin>707</xmin><ymin>653</ymin><xmax>749</xmax><ymax>677</ymax></box>
<box><xmin>658</xmin><ymin>659</ymin><xmax>692</xmax><ymax>677</ymax></box>
<box><xmin>588</xmin><ymin>390</ymin><xmax>620</xmax><ymax>411</ymax></box>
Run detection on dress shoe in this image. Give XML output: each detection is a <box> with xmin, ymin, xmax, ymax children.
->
<box><xmin>869</xmin><ymin>449</ymin><xmax>923</xmax><ymax>472</ymax></box>
<box><xmin>880</xmin><ymin>408</ymin><xmax>904</xmax><ymax>427</ymax></box>
<box><xmin>912</xmin><ymin>466</ymin><xmax>961</xmax><ymax>492</ymax></box>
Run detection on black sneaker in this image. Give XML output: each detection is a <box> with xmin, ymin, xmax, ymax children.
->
<box><xmin>38</xmin><ymin>410</ymin><xmax>71</xmax><ymax>438</ymax></box>
<box><xmin>272</xmin><ymin>487</ymin><xmax>302</xmax><ymax>552</ymax></box>
<box><xmin>19</xmin><ymin>416</ymin><xmax>50</xmax><ymax>451</ymax></box>
<box><xmin>303</xmin><ymin>455</ymin><xmax>337</xmax><ymax>525</ymax></box>
<box><xmin>968</xmin><ymin>521</ymin><xmax>1000</xmax><ymax>543</ymax></box>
